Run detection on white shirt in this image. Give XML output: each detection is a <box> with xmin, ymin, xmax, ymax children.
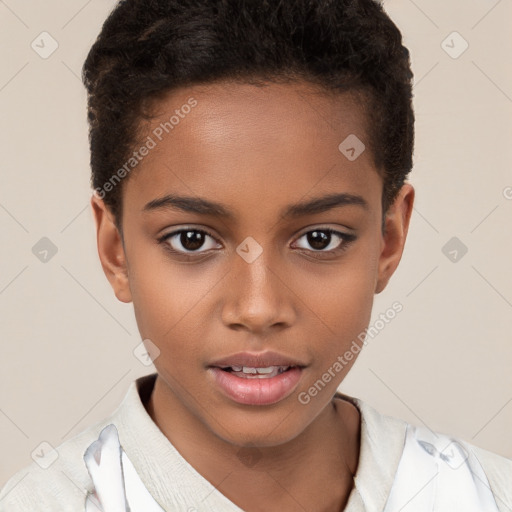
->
<box><xmin>1</xmin><ymin>372</ymin><xmax>511</xmax><ymax>511</ymax></box>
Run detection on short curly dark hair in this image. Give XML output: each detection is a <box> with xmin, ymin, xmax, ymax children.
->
<box><xmin>82</xmin><ymin>0</ymin><xmax>414</xmax><ymax>232</ymax></box>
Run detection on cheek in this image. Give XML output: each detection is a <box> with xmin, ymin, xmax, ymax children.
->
<box><xmin>297</xmin><ymin>239</ymin><xmax>380</xmax><ymax>376</ymax></box>
<box><xmin>326</xmin><ymin>263</ymin><xmax>376</xmax><ymax>332</ymax></box>
<box><xmin>131</xmin><ymin>273</ymin><xmax>201</xmax><ymax>342</ymax></box>
<box><xmin>127</xmin><ymin>247</ymin><xmax>217</xmax><ymax>360</ymax></box>
<box><xmin>125</xmin><ymin>235</ymin><xmax>187</xmax><ymax>329</ymax></box>
<box><xmin>301</xmin><ymin>244</ymin><xmax>379</xmax><ymax>331</ymax></box>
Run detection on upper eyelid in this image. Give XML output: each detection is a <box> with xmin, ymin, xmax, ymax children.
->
<box><xmin>295</xmin><ymin>226</ymin><xmax>351</xmax><ymax>237</ymax></box>
<box><xmin>164</xmin><ymin>227</ymin><xmax>220</xmax><ymax>241</ymax></box>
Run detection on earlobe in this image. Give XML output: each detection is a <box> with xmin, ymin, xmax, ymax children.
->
<box><xmin>375</xmin><ymin>184</ymin><xmax>415</xmax><ymax>294</ymax></box>
<box><xmin>90</xmin><ymin>194</ymin><xmax>133</xmax><ymax>303</ymax></box>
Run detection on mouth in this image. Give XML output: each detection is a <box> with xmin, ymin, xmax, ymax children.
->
<box><xmin>207</xmin><ymin>352</ymin><xmax>306</xmax><ymax>406</ymax></box>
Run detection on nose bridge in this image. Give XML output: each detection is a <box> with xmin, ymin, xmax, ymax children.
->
<box><xmin>221</xmin><ymin>239</ymin><xmax>295</xmax><ymax>331</ymax></box>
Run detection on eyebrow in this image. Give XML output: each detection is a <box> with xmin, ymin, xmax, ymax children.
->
<box><xmin>142</xmin><ymin>192</ymin><xmax>369</xmax><ymax>219</ymax></box>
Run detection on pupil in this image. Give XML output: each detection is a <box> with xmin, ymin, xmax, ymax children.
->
<box><xmin>308</xmin><ymin>230</ymin><xmax>330</xmax><ymax>250</ymax></box>
<box><xmin>181</xmin><ymin>231</ymin><xmax>204</xmax><ymax>251</ymax></box>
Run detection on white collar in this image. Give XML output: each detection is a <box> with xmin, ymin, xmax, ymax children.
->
<box><xmin>82</xmin><ymin>374</ymin><xmax>498</xmax><ymax>511</ymax></box>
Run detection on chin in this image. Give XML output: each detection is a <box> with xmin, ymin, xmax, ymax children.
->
<box><xmin>206</xmin><ymin>400</ymin><xmax>314</xmax><ymax>449</ymax></box>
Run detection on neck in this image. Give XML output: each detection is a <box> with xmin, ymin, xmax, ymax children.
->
<box><xmin>145</xmin><ymin>375</ymin><xmax>361</xmax><ymax>512</ymax></box>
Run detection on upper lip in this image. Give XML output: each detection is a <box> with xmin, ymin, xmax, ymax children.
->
<box><xmin>208</xmin><ymin>351</ymin><xmax>307</xmax><ymax>369</ymax></box>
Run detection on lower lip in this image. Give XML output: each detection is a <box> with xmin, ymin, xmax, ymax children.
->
<box><xmin>208</xmin><ymin>367</ymin><xmax>303</xmax><ymax>406</ymax></box>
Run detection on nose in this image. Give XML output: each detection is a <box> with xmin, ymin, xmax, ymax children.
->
<box><xmin>221</xmin><ymin>247</ymin><xmax>297</xmax><ymax>334</ymax></box>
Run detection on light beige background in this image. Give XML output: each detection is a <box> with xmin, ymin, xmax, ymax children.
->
<box><xmin>1</xmin><ymin>0</ymin><xmax>511</xmax><ymax>487</ymax></box>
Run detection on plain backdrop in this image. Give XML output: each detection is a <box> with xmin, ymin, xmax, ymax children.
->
<box><xmin>1</xmin><ymin>0</ymin><xmax>511</xmax><ymax>487</ymax></box>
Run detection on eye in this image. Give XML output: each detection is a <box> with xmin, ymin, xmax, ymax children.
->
<box><xmin>293</xmin><ymin>228</ymin><xmax>356</xmax><ymax>254</ymax></box>
<box><xmin>158</xmin><ymin>228</ymin><xmax>220</xmax><ymax>255</ymax></box>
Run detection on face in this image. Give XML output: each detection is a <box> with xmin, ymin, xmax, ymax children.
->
<box><xmin>92</xmin><ymin>80</ymin><xmax>414</xmax><ymax>448</ymax></box>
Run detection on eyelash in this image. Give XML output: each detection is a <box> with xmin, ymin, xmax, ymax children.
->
<box><xmin>157</xmin><ymin>227</ymin><xmax>357</xmax><ymax>260</ymax></box>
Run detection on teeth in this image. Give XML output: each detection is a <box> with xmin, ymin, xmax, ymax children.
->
<box><xmin>223</xmin><ymin>365</ymin><xmax>292</xmax><ymax>378</ymax></box>
<box><xmin>241</xmin><ymin>366</ymin><xmax>288</xmax><ymax>374</ymax></box>
<box><xmin>254</xmin><ymin>367</ymin><xmax>274</xmax><ymax>374</ymax></box>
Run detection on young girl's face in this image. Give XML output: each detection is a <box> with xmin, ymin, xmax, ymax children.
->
<box><xmin>93</xmin><ymin>80</ymin><xmax>413</xmax><ymax>447</ymax></box>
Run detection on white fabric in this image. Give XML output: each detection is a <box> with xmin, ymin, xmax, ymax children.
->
<box><xmin>1</xmin><ymin>373</ymin><xmax>510</xmax><ymax>511</ymax></box>
<box><xmin>83</xmin><ymin>424</ymin><xmax>165</xmax><ymax>512</ymax></box>
<box><xmin>383</xmin><ymin>423</ymin><xmax>500</xmax><ymax>512</ymax></box>
<box><xmin>83</xmin><ymin>420</ymin><xmax>501</xmax><ymax>512</ymax></box>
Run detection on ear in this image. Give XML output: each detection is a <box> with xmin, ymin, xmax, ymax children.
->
<box><xmin>375</xmin><ymin>183</ymin><xmax>415</xmax><ymax>294</ymax></box>
<box><xmin>90</xmin><ymin>193</ymin><xmax>132</xmax><ymax>303</ymax></box>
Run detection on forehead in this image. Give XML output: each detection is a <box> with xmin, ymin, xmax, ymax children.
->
<box><xmin>123</xmin><ymin>80</ymin><xmax>381</xmax><ymax>221</ymax></box>
<box><xmin>145</xmin><ymin>79</ymin><xmax>370</xmax><ymax>155</ymax></box>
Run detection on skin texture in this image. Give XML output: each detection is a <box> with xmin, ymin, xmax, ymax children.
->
<box><xmin>91</xmin><ymin>80</ymin><xmax>414</xmax><ymax>512</ymax></box>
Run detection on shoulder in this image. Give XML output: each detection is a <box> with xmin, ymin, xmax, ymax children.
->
<box><xmin>0</xmin><ymin>418</ymin><xmax>115</xmax><ymax>512</ymax></box>
<box><xmin>410</xmin><ymin>426</ymin><xmax>512</xmax><ymax>508</ymax></box>
<box><xmin>336</xmin><ymin>393</ymin><xmax>512</xmax><ymax>510</ymax></box>
<box><xmin>1</xmin><ymin>374</ymin><xmax>156</xmax><ymax>512</ymax></box>
<box><xmin>465</xmin><ymin>441</ymin><xmax>512</xmax><ymax>509</ymax></box>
